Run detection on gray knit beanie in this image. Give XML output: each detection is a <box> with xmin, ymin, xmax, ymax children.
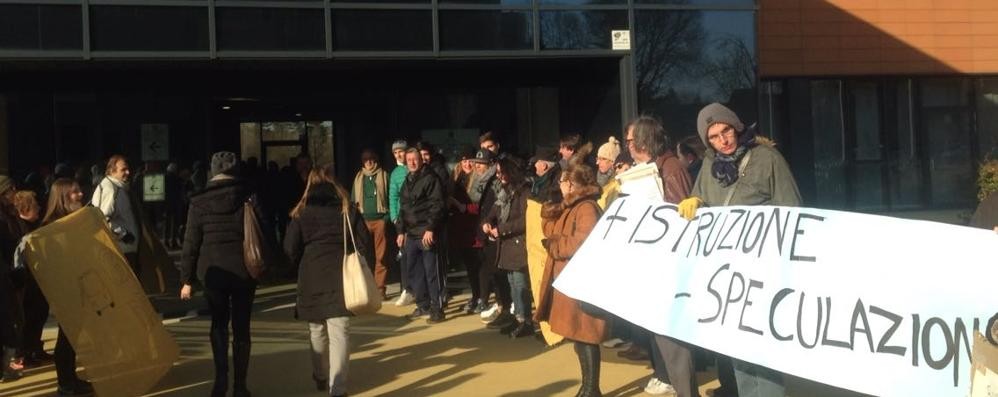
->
<box><xmin>697</xmin><ymin>103</ymin><xmax>745</xmax><ymax>145</ymax></box>
<box><xmin>210</xmin><ymin>151</ymin><xmax>238</xmax><ymax>177</ymax></box>
<box><xmin>391</xmin><ymin>140</ymin><xmax>408</xmax><ymax>152</ymax></box>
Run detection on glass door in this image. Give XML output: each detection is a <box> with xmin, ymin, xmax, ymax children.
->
<box><xmin>240</xmin><ymin>120</ymin><xmax>334</xmax><ymax>170</ymax></box>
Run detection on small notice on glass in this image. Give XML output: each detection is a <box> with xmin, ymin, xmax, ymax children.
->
<box><xmin>612</xmin><ymin>30</ymin><xmax>630</xmax><ymax>50</ymax></box>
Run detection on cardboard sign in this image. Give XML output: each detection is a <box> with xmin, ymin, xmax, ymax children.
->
<box><xmin>23</xmin><ymin>208</ymin><xmax>179</xmax><ymax>396</ymax></box>
<box><xmin>554</xmin><ymin>197</ymin><xmax>998</xmax><ymax>397</ymax></box>
<box><xmin>972</xmin><ymin>332</ymin><xmax>998</xmax><ymax>397</ymax></box>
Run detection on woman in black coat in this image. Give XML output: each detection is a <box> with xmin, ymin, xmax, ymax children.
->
<box><xmin>481</xmin><ymin>157</ymin><xmax>532</xmax><ymax>338</ymax></box>
<box><xmin>180</xmin><ymin>152</ymin><xmax>264</xmax><ymax>397</ymax></box>
<box><xmin>284</xmin><ymin>166</ymin><xmax>374</xmax><ymax>397</ymax></box>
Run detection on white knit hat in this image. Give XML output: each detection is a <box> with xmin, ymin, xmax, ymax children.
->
<box><xmin>597</xmin><ymin>136</ymin><xmax>621</xmax><ymax>162</ymax></box>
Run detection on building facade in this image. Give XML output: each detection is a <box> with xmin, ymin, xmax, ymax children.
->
<box><xmin>757</xmin><ymin>0</ymin><xmax>998</xmax><ymax>219</ymax></box>
<box><xmin>1</xmin><ymin>0</ymin><xmax>995</xmax><ymax>219</ymax></box>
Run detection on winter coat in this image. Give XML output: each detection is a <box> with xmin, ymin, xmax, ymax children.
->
<box><xmin>389</xmin><ymin>165</ymin><xmax>408</xmax><ymax>223</ymax></box>
<box><xmin>180</xmin><ymin>177</ymin><xmax>262</xmax><ymax>286</ymax></box>
<box><xmin>692</xmin><ymin>144</ymin><xmax>801</xmax><ymax>207</ymax></box>
<box><xmin>0</xmin><ymin>206</ymin><xmax>24</xmax><ymax>277</ymax></box>
<box><xmin>482</xmin><ymin>183</ymin><xmax>529</xmax><ymax>271</ymax></box>
<box><xmin>656</xmin><ymin>150</ymin><xmax>693</xmax><ymax>204</ymax></box>
<box><xmin>91</xmin><ymin>176</ymin><xmax>141</xmax><ymax>253</ymax></box>
<box><xmin>447</xmin><ymin>172</ymin><xmax>478</xmax><ymax>249</ymax></box>
<box><xmin>396</xmin><ymin>166</ymin><xmax>446</xmax><ymax>239</ymax></box>
<box><xmin>534</xmin><ymin>193</ymin><xmax>607</xmax><ymax>344</ymax></box>
<box><xmin>283</xmin><ymin>184</ymin><xmax>374</xmax><ymax>322</ymax></box>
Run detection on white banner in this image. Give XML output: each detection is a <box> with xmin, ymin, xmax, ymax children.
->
<box><xmin>553</xmin><ymin>196</ymin><xmax>998</xmax><ymax>397</ymax></box>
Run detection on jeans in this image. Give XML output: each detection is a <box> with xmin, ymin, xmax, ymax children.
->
<box><xmin>309</xmin><ymin>317</ymin><xmax>350</xmax><ymax>396</ymax></box>
<box><xmin>734</xmin><ymin>358</ymin><xmax>786</xmax><ymax>397</ymax></box>
<box><xmin>506</xmin><ymin>270</ymin><xmax>531</xmax><ymax>322</ymax></box>
<box><xmin>405</xmin><ymin>237</ymin><xmax>441</xmax><ymax>311</ymax></box>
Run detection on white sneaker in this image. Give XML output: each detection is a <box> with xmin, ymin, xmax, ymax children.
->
<box><xmin>644</xmin><ymin>378</ymin><xmax>676</xmax><ymax>395</ymax></box>
<box><xmin>394</xmin><ymin>290</ymin><xmax>415</xmax><ymax>307</ymax></box>
<box><xmin>602</xmin><ymin>338</ymin><xmax>626</xmax><ymax>348</ymax></box>
<box><xmin>479</xmin><ymin>303</ymin><xmax>499</xmax><ymax>323</ymax></box>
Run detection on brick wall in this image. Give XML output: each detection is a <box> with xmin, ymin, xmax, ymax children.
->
<box><xmin>759</xmin><ymin>0</ymin><xmax>998</xmax><ymax>76</ymax></box>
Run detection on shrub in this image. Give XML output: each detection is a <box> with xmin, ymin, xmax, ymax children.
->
<box><xmin>977</xmin><ymin>159</ymin><xmax>998</xmax><ymax>202</ymax></box>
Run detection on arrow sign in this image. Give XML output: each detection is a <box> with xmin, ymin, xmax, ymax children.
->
<box><xmin>143</xmin><ymin>174</ymin><xmax>165</xmax><ymax>202</ymax></box>
<box><xmin>141</xmin><ymin>124</ymin><xmax>169</xmax><ymax>161</ymax></box>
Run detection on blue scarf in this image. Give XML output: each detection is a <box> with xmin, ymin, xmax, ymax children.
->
<box><xmin>710</xmin><ymin>124</ymin><xmax>758</xmax><ymax>187</ymax></box>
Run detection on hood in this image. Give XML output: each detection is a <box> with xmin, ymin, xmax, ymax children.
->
<box><xmin>305</xmin><ymin>183</ymin><xmax>344</xmax><ymax>208</ymax></box>
<box><xmin>190</xmin><ymin>178</ymin><xmax>253</xmax><ymax>213</ymax></box>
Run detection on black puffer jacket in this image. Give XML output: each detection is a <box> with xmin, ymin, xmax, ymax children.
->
<box><xmin>181</xmin><ymin>177</ymin><xmax>262</xmax><ymax>286</ymax></box>
<box><xmin>283</xmin><ymin>184</ymin><xmax>374</xmax><ymax>321</ymax></box>
<box><xmin>397</xmin><ymin>167</ymin><xmax>446</xmax><ymax>239</ymax></box>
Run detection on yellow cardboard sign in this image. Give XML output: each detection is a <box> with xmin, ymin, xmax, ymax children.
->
<box><xmin>24</xmin><ymin>207</ymin><xmax>179</xmax><ymax>397</ymax></box>
<box><xmin>527</xmin><ymin>199</ymin><xmax>564</xmax><ymax>346</ymax></box>
<box><xmin>972</xmin><ymin>331</ymin><xmax>998</xmax><ymax>397</ymax></box>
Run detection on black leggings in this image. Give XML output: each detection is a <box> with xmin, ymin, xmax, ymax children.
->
<box><xmin>203</xmin><ymin>268</ymin><xmax>256</xmax><ymax>378</ymax></box>
<box><xmin>477</xmin><ymin>244</ymin><xmax>510</xmax><ymax>307</ymax></box>
<box><xmin>54</xmin><ymin>327</ymin><xmax>78</xmax><ymax>388</ymax></box>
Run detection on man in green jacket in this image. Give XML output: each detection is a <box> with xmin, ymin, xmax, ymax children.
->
<box><xmin>389</xmin><ymin>140</ymin><xmax>414</xmax><ymax>306</ymax></box>
<box><xmin>678</xmin><ymin>102</ymin><xmax>801</xmax><ymax>397</ymax></box>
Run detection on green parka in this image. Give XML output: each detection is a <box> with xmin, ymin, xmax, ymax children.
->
<box><xmin>691</xmin><ymin>143</ymin><xmax>801</xmax><ymax>207</ymax></box>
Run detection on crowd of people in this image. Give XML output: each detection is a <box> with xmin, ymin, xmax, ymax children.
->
<box><xmin>3</xmin><ymin>100</ymin><xmax>991</xmax><ymax>397</ymax></box>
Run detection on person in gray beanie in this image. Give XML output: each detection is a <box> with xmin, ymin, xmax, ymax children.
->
<box><xmin>677</xmin><ymin>103</ymin><xmax>801</xmax><ymax>397</ymax></box>
<box><xmin>210</xmin><ymin>151</ymin><xmax>240</xmax><ymax>178</ymax></box>
<box><xmin>181</xmin><ymin>151</ymin><xmax>263</xmax><ymax>397</ymax></box>
<box><xmin>389</xmin><ymin>140</ymin><xmax>416</xmax><ymax>306</ymax></box>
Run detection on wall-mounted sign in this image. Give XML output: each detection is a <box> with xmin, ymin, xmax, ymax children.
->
<box><xmin>612</xmin><ymin>30</ymin><xmax>631</xmax><ymax>51</ymax></box>
<box><xmin>141</xmin><ymin>124</ymin><xmax>169</xmax><ymax>161</ymax></box>
<box><xmin>143</xmin><ymin>174</ymin><xmax>165</xmax><ymax>202</ymax></box>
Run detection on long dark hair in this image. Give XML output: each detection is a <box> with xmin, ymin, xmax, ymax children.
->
<box><xmin>289</xmin><ymin>165</ymin><xmax>350</xmax><ymax>219</ymax></box>
<box><xmin>42</xmin><ymin>178</ymin><xmax>83</xmax><ymax>225</ymax></box>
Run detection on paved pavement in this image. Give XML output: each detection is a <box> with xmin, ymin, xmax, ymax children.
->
<box><xmin>1</xmin><ymin>275</ymin><xmax>864</xmax><ymax>397</ymax></box>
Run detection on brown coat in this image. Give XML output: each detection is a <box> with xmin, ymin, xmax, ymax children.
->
<box><xmin>534</xmin><ymin>194</ymin><xmax>607</xmax><ymax>344</ymax></box>
<box><xmin>656</xmin><ymin>150</ymin><xmax>693</xmax><ymax>204</ymax></box>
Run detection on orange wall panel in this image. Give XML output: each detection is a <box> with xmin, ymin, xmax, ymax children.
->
<box><xmin>759</xmin><ymin>0</ymin><xmax>998</xmax><ymax>76</ymax></box>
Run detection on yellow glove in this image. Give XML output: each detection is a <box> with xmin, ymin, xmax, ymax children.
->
<box><xmin>678</xmin><ymin>197</ymin><xmax>703</xmax><ymax>220</ymax></box>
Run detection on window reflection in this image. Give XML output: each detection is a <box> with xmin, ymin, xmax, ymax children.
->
<box><xmin>635</xmin><ymin>10</ymin><xmax>756</xmax><ymax>139</ymax></box>
<box><xmin>921</xmin><ymin>78</ymin><xmax>975</xmax><ymax>206</ymax></box>
<box><xmin>811</xmin><ymin>80</ymin><xmax>847</xmax><ymax>209</ymax></box>
<box><xmin>440</xmin><ymin>10</ymin><xmax>533</xmax><ymax>51</ymax></box>
<box><xmin>332</xmin><ymin>10</ymin><xmax>432</xmax><ymax>51</ymax></box>
<box><xmin>90</xmin><ymin>6</ymin><xmax>209</xmax><ymax>51</ymax></box>
<box><xmin>217</xmin><ymin>8</ymin><xmax>324</xmax><ymax>51</ymax></box>
<box><xmin>540</xmin><ymin>11</ymin><xmax>628</xmax><ymax>50</ymax></box>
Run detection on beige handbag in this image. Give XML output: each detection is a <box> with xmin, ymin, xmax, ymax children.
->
<box><xmin>342</xmin><ymin>210</ymin><xmax>382</xmax><ymax>314</ymax></box>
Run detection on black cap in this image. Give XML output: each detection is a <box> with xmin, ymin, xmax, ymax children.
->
<box><xmin>455</xmin><ymin>146</ymin><xmax>476</xmax><ymax>162</ymax></box>
<box><xmin>532</xmin><ymin>145</ymin><xmax>559</xmax><ymax>163</ymax></box>
<box><xmin>470</xmin><ymin>149</ymin><xmax>495</xmax><ymax>164</ymax></box>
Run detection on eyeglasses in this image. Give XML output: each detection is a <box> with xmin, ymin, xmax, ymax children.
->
<box><xmin>707</xmin><ymin>126</ymin><xmax>736</xmax><ymax>144</ymax></box>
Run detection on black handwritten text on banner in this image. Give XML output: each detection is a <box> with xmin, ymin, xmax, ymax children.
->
<box><xmin>553</xmin><ymin>197</ymin><xmax>997</xmax><ymax>397</ymax></box>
